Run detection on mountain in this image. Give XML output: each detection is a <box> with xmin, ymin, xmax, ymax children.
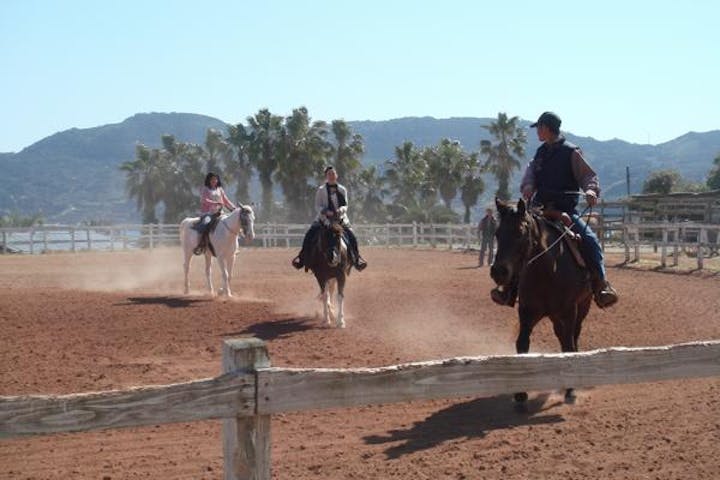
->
<box><xmin>0</xmin><ymin>113</ymin><xmax>227</xmax><ymax>223</ymax></box>
<box><xmin>1</xmin><ymin>113</ymin><xmax>719</xmax><ymax>223</ymax></box>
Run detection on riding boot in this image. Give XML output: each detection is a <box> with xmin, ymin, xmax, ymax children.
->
<box><xmin>345</xmin><ymin>228</ymin><xmax>367</xmax><ymax>271</ymax></box>
<box><xmin>292</xmin><ymin>225</ymin><xmax>318</xmax><ymax>269</ymax></box>
<box><xmin>590</xmin><ymin>270</ymin><xmax>619</xmax><ymax>308</ymax></box>
<box><xmin>193</xmin><ymin>234</ymin><xmax>207</xmax><ymax>256</ymax></box>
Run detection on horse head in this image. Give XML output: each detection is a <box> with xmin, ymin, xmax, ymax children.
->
<box><xmin>234</xmin><ymin>204</ymin><xmax>256</xmax><ymax>244</ymax></box>
<box><xmin>239</xmin><ymin>204</ymin><xmax>256</xmax><ymax>243</ymax></box>
<box><xmin>490</xmin><ymin>197</ymin><xmax>535</xmax><ymax>287</ymax></box>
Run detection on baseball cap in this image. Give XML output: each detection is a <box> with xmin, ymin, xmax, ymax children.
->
<box><xmin>530</xmin><ymin>111</ymin><xmax>561</xmax><ymax>130</ymax></box>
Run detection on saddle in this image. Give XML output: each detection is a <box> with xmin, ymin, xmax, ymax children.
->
<box><xmin>192</xmin><ymin>212</ymin><xmax>222</xmax><ymax>256</ymax></box>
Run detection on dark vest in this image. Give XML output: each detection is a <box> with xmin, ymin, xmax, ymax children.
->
<box><xmin>326</xmin><ymin>183</ymin><xmax>347</xmax><ymax>212</ymax></box>
<box><xmin>531</xmin><ymin>138</ymin><xmax>580</xmax><ymax>213</ymax></box>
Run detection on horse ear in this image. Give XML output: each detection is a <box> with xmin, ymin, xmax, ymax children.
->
<box><xmin>495</xmin><ymin>197</ymin><xmax>507</xmax><ymax>215</ymax></box>
<box><xmin>517</xmin><ymin>198</ymin><xmax>527</xmax><ymax>216</ymax></box>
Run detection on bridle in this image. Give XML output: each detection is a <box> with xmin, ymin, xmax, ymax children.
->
<box><xmin>220</xmin><ymin>207</ymin><xmax>251</xmax><ymax>238</ymax></box>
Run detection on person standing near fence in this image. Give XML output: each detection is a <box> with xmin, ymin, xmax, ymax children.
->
<box><xmin>477</xmin><ymin>208</ymin><xmax>496</xmax><ymax>267</ymax></box>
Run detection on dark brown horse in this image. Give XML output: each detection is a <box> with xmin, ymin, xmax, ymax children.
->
<box><xmin>490</xmin><ymin>198</ymin><xmax>592</xmax><ymax>405</ymax></box>
<box><xmin>305</xmin><ymin>221</ymin><xmax>352</xmax><ymax>328</ymax></box>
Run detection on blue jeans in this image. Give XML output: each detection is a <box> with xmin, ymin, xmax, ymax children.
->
<box><xmin>570</xmin><ymin>214</ymin><xmax>606</xmax><ymax>281</ymax></box>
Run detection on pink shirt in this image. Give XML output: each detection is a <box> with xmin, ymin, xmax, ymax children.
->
<box><xmin>200</xmin><ymin>186</ymin><xmax>235</xmax><ymax>214</ymax></box>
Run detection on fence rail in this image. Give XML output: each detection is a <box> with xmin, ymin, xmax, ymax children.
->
<box><xmin>2</xmin><ymin>338</ymin><xmax>720</xmax><ymax>479</ymax></box>
<box><xmin>2</xmin><ymin>221</ymin><xmax>719</xmax><ymax>269</ymax></box>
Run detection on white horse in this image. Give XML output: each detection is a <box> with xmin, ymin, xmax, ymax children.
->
<box><xmin>180</xmin><ymin>205</ymin><xmax>255</xmax><ymax>297</ymax></box>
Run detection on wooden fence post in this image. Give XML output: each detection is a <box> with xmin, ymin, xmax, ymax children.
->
<box><xmin>412</xmin><ymin>222</ymin><xmax>418</xmax><ymax>248</ymax></box>
<box><xmin>87</xmin><ymin>228</ymin><xmax>92</xmax><ymax>251</ymax></box>
<box><xmin>698</xmin><ymin>228</ymin><xmax>706</xmax><ymax>270</ymax></box>
<box><xmin>222</xmin><ymin>338</ymin><xmax>271</xmax><ymax>480</ymax></box>
<box><xmin>661</xmin><ymin>228</ymin><xmax>668</xmax><ymax>267</ymax></box>
<box><xmin>29</xmin><ymin>229</ymin><xmax>34</xmax><ymax>254</ymax></box>
<box><xmin>71</xmin><ymin>227</ymin><xmax>76</xmax><ymax>253</ymax></box>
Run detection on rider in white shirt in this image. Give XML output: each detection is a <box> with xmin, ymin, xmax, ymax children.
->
<box><xmin>292</xmin><ymin>166</ymin><xmax>367</xmax><ymax>271</ymax></box>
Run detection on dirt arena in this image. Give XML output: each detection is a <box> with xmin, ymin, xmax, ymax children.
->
<box><xmin>1</xmin><ymin>247</ymin><xmax>719</xmax><ymax>479</ymax></box>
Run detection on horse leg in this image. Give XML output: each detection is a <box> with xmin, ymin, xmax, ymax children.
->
<box><xmin>183</xmin><ymin>249</ymin><xmax>192</xmax><ymax>295</ymax></box>
<box><xmin>324</xmin><ymin>280</ymin><xmax>336</xmax><ymax>326</ymax></box>
<box><xmin>225</xmin><ymin>252</ymin><xmax>236</xmax><ymax>297</ymax></box>
<box><xmin>551</xmin><ymin>307</ymin><xmax>579</xmax><ymax>403</ymax></box>
<box><xmin>514</xmin><ymin>306</ymin><xmax>543</xmax><ymax>406</ymax></box>
<box><xmin>204</xmin><ymin>252</ymin><xmax>214</xmax><ymax>296</ymax></box>
<box><xmin>336</xmin><ymin>276</ymin><xmax>346</xmax><ymax>328</ymax></box>
<box><xmin>217</xmin><ymin>256</ymin><xmax>231</xmax><ymax>297</ymax></box>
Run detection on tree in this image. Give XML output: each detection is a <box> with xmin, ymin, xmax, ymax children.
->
<box><xmin>202</xmin><ymin>129</ymin><xmax>233</xmax><ymax>180</ymax></box>
<box><xmin>642</xmin><ymin>169</ymin><xmax>682</xmax><ymax>194</ymax></box>
<box><xmin>329</xmin><ymin>119</ymin><xmax>364</xmax><ymax>186</ymax></box>
<box><xmin>247</xmin><ymin>109</ymin><xmax>283</xmax><ymax>221</ymax></box>
<box><xmin>274</xmin><ymin>107</ymin><xmax>331</xmax><ymax>222</ymax></box>
<box><xmin>226</xmin><ymin>123</ymin><xmax>253</xmax><ymax>203</ymax></box>
<box><xmin>120</xmin><ymin>144</ymin><xmax>165</xmax><ymax>223</ymax></box>
<box><xmin>159</xmin><ymin>135</ymin><xmax>204</xmax><ymax>223</ymax></box>
<box><xmin>353</xmin><ymin>165</ymin><xmax>388</xmax><ymax>223</ymax></box>
<box><xmin>426</xmin><ymin>139</ymin><xmax>466</xmax><ymax>209</ymax></box>
<box><xmin>480</xmin><ymin>112</ymin><xmax>526</xmax><ymax>200</ymax></box>
<box><xmin>384</xmin><ymin>141</ymin><xmax>427</xmax><ymax>209</ymax></box>
<box><xmin>459</xmin><ymin>152</ymin><xmax>485</xmax><ymax>223</ymax></box>
<box><xmin>707</xmin><ymin>153</ymin><xmax>720</xmax><ymax>190</ymax></box>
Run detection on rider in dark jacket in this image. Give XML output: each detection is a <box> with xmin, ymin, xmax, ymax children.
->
<box><xmin>492</xmin><ymin>112</ymin><xmax>618</xmax><ymax>309</ymax></box>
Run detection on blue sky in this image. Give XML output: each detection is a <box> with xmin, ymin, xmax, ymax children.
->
<box><xmin>1</xmin><ymin>0</ymin><xmax>718</xmax><ymax>153</ymax></box>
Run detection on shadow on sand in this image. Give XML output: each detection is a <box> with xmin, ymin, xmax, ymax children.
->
<box><xmin>115</xmin><ymin>296</ymin><xmax>210</xmax><ymax>308</ymax></box>
<box><xmin>363</xmin><ymin>393</ymin><xmax>564</xmax><ymax>459</ymax></box>
<box><xmin>223</xmin><ymin>317</ymin><xmax>316</xmax><ymax>341</ymax></box>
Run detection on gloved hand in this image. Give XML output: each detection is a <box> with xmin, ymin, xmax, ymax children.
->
<box><xmin>585</xmin><ymin>190</ymin><xmax>598</xmax><ymax>207</ymax></box>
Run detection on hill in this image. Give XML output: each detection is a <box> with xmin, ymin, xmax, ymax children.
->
<box><xmin>1</xmin><ymin>113</ymin><xmax>719</xmax><ymax>223</ymax></box>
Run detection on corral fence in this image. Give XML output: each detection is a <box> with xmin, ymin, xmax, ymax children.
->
<box><xmin>2</xmin><ymin>219</ymin><xmax>719</xmax><ymax>269</ymax></box>
<box><xmin>2</xmin><ymin>338</ymin><xmax>720</xmax><ymax>479</ymax></box>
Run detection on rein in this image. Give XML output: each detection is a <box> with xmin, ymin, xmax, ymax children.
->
<box><xmin>526</xmin><ymin>205</ymin><xmax>592</xmax><ymax>266</ymax></box>
<box><xmin>220</xmin><ymin>209</ymin><xmax>245</xmax><ymax>237</ymax></box>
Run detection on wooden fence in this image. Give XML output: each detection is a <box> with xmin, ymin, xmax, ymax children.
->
<box><xmin>2</xmin><ymin>338</ymin><xmax>720</xmax><ymax>479</ymax></box>
<box><xmin>2</xmin><ymin>221</ymin><xmax>719</xmax><ymax>269</ymax></box>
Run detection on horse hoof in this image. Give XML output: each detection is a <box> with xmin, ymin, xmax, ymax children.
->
<box><xmin>337</xmin><ymin>319</ymin><xmax>346</xmax><ymax>328</ymax></box>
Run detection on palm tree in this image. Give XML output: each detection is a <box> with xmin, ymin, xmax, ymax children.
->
<box><xmin>120</xmin><ymin>144</ymin><xmax>165</xmax><ymax>223</ymax></box>
<box><xmin>274</xmin><ymin>107</ymin><xmax>331</xmax><ymax>221</ymax></box>
<box><xmin>354</xmin><ymin>165</ymin><xmax>388</xmax><ymax>223</ymax></box>
<box><xmin>203</xmin><ymin>129</ymin><xmax>233</xmax><ymax>179</ymax></box>
<box><xmin>330</xmin><ymin>119</ymin><xmax>364</xmax><ymax>186</ymax></box>
<box><xmin>226</xmin><ymin>123</ymin><xmax>253</xmax><ymax>202</ymax></box>
<box><xmin>707</xmin><ymin>153</ymin><xmax>720</xmax><ymax>190</ymax></box>
<box><xmin>480</xmin><ymin>112</ymin><xmax>527</xmax><ymax>200</ymax></box>
<box><xmin>426</xmin><ymin>138</ymin><xmax>466</xmax><ymax>209</ymax></box>
<box><xmin>460</xmin><ymin>152</ymin><xmax>485</xmax><ymax>223</ymax></box>
<box><xmin>159</xmin><ymin>135</ymin><xmax>204</xmax><ymax>223</ymax></box>
<box><xmin>247</xmin><ymin>109</ymin><xmax>283</xmax><ymax>221</ymax></box>
<box><xmin>384</xmin><ymin>141</ymin><xmax>427</xmax><ymax>209</ymax></box>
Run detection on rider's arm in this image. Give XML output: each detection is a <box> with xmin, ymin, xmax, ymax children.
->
<box><xmin>219</xmin><ymin>187</ymin><xmax>236</xmax><ymax>210</ymax></box>
<box><xmin>520</xmin><ymin>162</ymin><xmax>536</xmax><ymax>200</ymax></box>
<box><xmin>571</xmin><ymin>150</ymin><xmax>600</xmax><ymax>203</ymax></box>
<box><xmin>336</xmin><ymin>185</ymin><xmax>348</xmax><ymax>217</ymax></box>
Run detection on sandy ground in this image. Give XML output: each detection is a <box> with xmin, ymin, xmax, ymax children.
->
<box><xmin>1</xmin><ymin>247</ymin><xmax>719</xmax><ymax>479</ymax></box>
